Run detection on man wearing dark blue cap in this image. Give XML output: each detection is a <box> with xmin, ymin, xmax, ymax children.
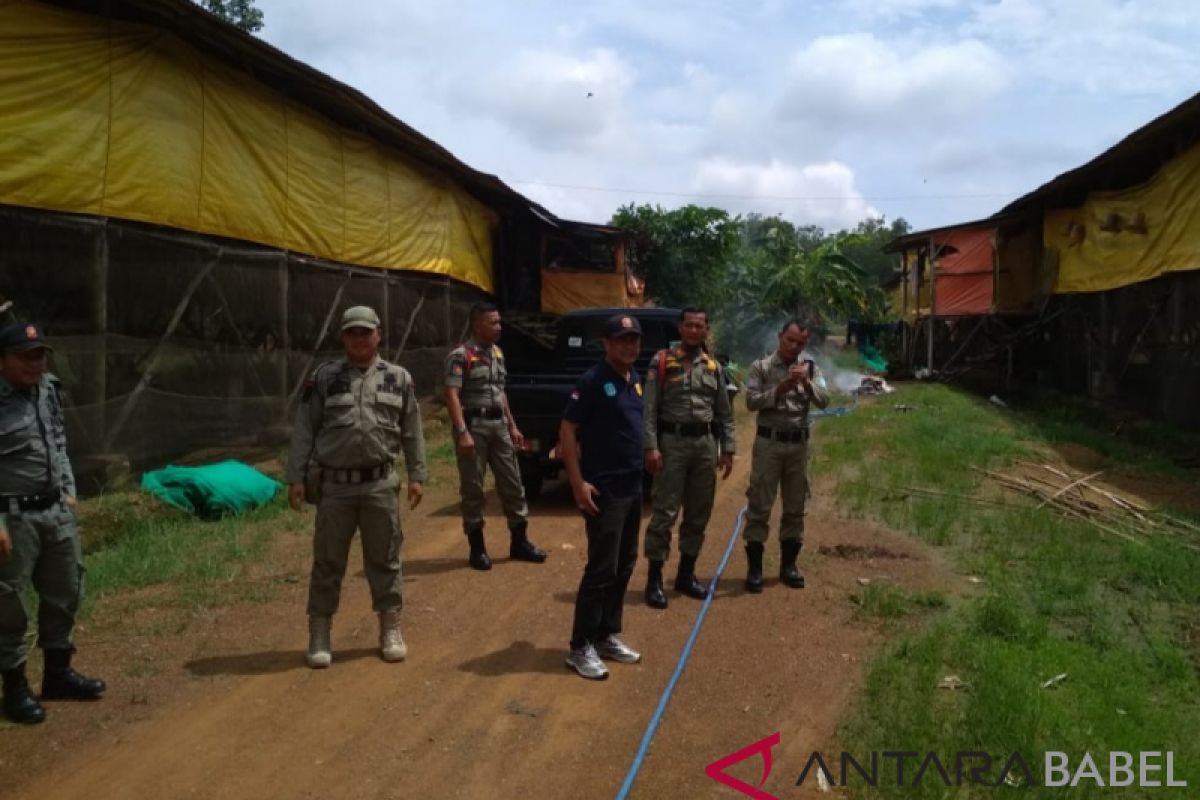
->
<box><xmin>559</xmin><ymin>313</ymin><xmax>646</xmax><ymax>680</ymax></box>
<box><xmin>0</xmin><ymin>323</ymin><xmax>106</xmax><ymax>724</ymax></box>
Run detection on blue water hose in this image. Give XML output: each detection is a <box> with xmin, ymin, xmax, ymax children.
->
<box><xmin>615</xmin><ymin>394</ymin><xmax>854</xmax><ymax>797</ymax></box>
<box><xmin>614</xmin><ymin>506</ymin><xmax>748</xmax><ymax>800</ymax></box>
<box><xmin>812</xmin><ymin>391</ymin><xmax>858</xmax><ymax>418</ymax></box>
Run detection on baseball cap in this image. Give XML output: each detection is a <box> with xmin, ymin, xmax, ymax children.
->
<box><xmin>0</xmin><ymin>323</ymin><xmax>53</xmax><ymax>353</ymax></box>
<box><xmin>602</xmin><ymin>313</ymin><xmax>643</xmax><ymax>338</ymax></box>
<box><xmin>340</xmin><ymin>306</ymin><xmax>381</xmax><ymax>331</ymax></box>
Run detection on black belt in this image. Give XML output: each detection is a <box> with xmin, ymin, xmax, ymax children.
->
<box><xmin>660</xmin><ymin>421</ymin><xmax>711</xmax><ymax>438</ymax></box>
<box><xmin>1</xmin><ymin>492</ymin><xmax>62</xmax><ymax>512</ymax></box>
<box><xmin>464</xmin><ymin>407</ymin><xmax>504</xmax><ymax>421</ymax></box>
<box><xmin>323</xmin><ymin>463</ymin><xmax>391</xmax><ymax>484</ymax></box>
<box><xmin>757</xmin><ymin>426</ymin><xmax>809</xmax><ymax>443</ymax></box>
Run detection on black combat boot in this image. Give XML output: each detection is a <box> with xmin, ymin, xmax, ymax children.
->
<box><xmin>508</xmin><ymin>522</ymin><xmax>547</xmax><ymax>563</ymax></box>
<box><xmin>41</xmin><ymin>648</ymin><xmax>106</xmax><ymax>701</ymax></box>
<box><xmin>644</xmin><ymin>560</ymin><xmax>668</xmax><ymax>609</ymax></box>
<box><xmin>744</xmin><ymin>542</ymin><xmax>764</xmax><ymax>594</ymax></box>
<box><xmin>466</xmin><ymin>526</ymin><xmax>492</xmax><ymax>571</ymax></box>
<box><xmin>2</xmin><ymin>664</ymin><xmax>46</xmax><ymax>724</ymax></box>
<box><xmin>780</xmin><ymin>540</ymin><xmax>805</xmax><ymax>589</ymax></box>
<box><xmin>674</xmin><ymin>553</ymin><xmax>708</xmax><ymax>600</ymax></box>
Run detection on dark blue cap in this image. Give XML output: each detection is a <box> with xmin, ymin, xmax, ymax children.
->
<box><xmin>603</xmin><ymin>313</ymin><xmax>643</xmax><ymax>338</ymax></box>
<box><xmin>0</xmin><ymin>323</ymin><xmax>53</xmax><ymax>353</ymax></box>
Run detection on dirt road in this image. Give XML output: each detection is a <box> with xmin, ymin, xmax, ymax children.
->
<box><xmin>2</xmin><ymin>424</ymin><xmax>947</xmax><ymax>800</ymax></box>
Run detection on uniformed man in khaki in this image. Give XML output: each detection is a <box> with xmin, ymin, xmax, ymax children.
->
<box><xmin>444</xmin><ymin>302</ymin><xmax>546</xmax><ymax>570</ymax></box>
<box><xmin>0</xmin><ymin>323</ymin><xmax>106</xmax><ymax>725</ymax></box>
<box><xmin>287</xmin><ymin>306</ymin><xmax>427</xmax><ymax>668</ymax></box>
<box><xmin>642</xmin><ymin>306</ymin><xmax>735</xmax><ymax>609</ymax></box>
<box><xmin>743</xmin><ymin>318</ymin><xmax>829</xmax><ymax>592</ymax></box>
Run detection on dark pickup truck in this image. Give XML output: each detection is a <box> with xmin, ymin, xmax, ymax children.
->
<box><xmin>504</xmin><ymin>307</ymin><xmax>735</xmax><ymax>500</ymax></box>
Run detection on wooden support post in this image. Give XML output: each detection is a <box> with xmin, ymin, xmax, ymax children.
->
<box><xmin>88</xmin><ymin>223</ymin><xmax>109</xmax><ymax>444</ymax></box>
<box><xmin>1007</xmin><ymin>344</ymin><xmax>1014</xmax><ymax>395</ymax></box>
<box><xmin>900</xmin><ymin>249</ymin><xmax>909</xmax><ymax>361</ymax></box>
<box><xmin>927</xmin><ymin>236</ymin><xmax>936</xmax><ymax>373</ymax></box>
<box><xmin>443</xmin><ymin>278</ymin><xmax>452</xmax><ymax>345</ymax></box>
<box><xmin>1095</xmin><ymin>291</ymin><xmax>1110</xmax><ymax>396</ymax></box>
<box><xmin>279</xmin><ymin>256</ymin><xmax>290</xmax><ymax>422</ymax></box>
<box><xmin>381</xmin><ymin>275</ymin><xmax>390</xmax><ymax>353</ymax></box>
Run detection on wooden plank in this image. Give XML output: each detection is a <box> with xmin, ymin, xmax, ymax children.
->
<box><xmin>286</xmin><ymin>274</ymin><xmax>350</xmax><ymax>411</ymax></box>
<box><xmin>104</xmin><ymin>253</ymin><xmax>220</xmax><ymax>450</ymax></box>
<box><xmin>391</xmin><ymin>284</ymin><xmax>428</xmax><ymax>362</ymax></box>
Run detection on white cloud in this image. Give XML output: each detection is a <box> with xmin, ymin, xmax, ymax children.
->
<box><xmin>967</xmin><ymin>0</ymin><xmax>1200</xmax><ymax>95</ymax></box>
<box><xmin>690</xmin><ymin>158</ymin><xmax>878</xmax><ymax>229</ymax></box>
<box><xmin>778</xmin><ymin>34</ymin><xmax>1010</xmax><ymax>128</ymax></box>
<box><xmin>511</xmin><ymin>180</ymin><xmax>615</xmax><ymax>223</ymax></box>
<box><xmin>444</xmin><ymin>48</ymin><xmax>635</xmax><ymax>153</ymax></box>
<box><xmin>838</xmin><ymin>0</ymin><xmax>960</xmax><ymax>21</ymax></box>
<box><xmin>251</xmin><ymin>0</ymin><xmax>1200</xmax><ymax>233</ymax></box>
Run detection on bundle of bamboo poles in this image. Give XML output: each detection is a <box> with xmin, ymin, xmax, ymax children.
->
<box><xmin>974</xmin><ymin>462</ymin><xmax>1200</xmax><ymax>550</ymax></box>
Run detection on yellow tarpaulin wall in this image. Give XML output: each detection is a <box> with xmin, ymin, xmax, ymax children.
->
<box><xmin>541</xmin><ymin>271</ymin><xmax>633</xmax><ymax>315</ymax></box>
<box><xmin>1045</xmin><ymin>139</ymin><xmax>1200</xmax><ymax>294</ymax></box>
<box><xmin>0</xmin><ymin>0</ymin><xmax>495</xmax><ymax>291</ymax></box>
<box><xmin>890</xmin><ymin>251</ymin><xmax>931</xmax><ymax>320</ymax></box>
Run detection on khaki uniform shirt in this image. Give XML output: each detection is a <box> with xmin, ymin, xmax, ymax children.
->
<box><xmin>444</xmin><ymin>339</ymin><xmax>506</xmax><ymax>410</ymax></box>
<box><xmin>286</xmin><ymin>357</ymin><xmax>427</xmax><ymax>484</ymax></box>
<box><xmin>744</xmin><ymin>352</ymin><xmax>830</xmax><ymax>430</ymax></box>
<box><xmin>0</xmin><ymin>373</ymin><xmax>75</xmax><ymax>502</ymax></box>
<box><xmin>643</xmin><ymin>346</ymin><xmax>736</xmax><ymax>453</ymax></box>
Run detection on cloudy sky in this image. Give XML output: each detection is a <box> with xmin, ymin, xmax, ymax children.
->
<box><xmin>254</xmin><ymin>0</ymin><xmax>1200</xmax><ymax>232</ymax></box>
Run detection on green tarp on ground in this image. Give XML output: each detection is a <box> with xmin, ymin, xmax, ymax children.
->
<box><xmin>141</xmin><ymin>460</ymin><xmax>280</xmax><ymax>517</ymax></box>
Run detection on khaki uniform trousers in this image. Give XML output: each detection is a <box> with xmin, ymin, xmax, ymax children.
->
<box><xmin>743</xmin><ymin>436</ymin><xmax>810</xmax><ymax>545</ymax></box>
<box><xmin>644</xmin><ymin>432</ymin><xmax>717</xmax><ymax>561</ymax></box>
<box><xmin>0</xmin><ymin>501</ymin><xmax>83</xmax><ymax>670</ymax></box>
<box><xmin>307</xmin><ymin>476</ymin><xmax>403</xmax><ymax>617</ymax></box>
<box><xmin>455</xmin><ymin>418</ymin><xmax>528</xmax><ymax>530</ymax></box>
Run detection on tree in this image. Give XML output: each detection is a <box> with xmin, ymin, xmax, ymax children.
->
<box><xmin>834</xmin><ymin>216</ymin><xmax>911</xmax><ymax>288</ymax></box>
<box><xmin>610</xmin><ymin>203</ymin><xmax>741</xmax><ymax>311</ymax></box>
<box><xmin>608</xmin><ymin>205</ymin><xmax>898</xmax><ymax>360</ymax></box>
<box><xmin>198</xmin><ymin>0</ymin><xmax>264</xmax><ymax>33</ymax></box>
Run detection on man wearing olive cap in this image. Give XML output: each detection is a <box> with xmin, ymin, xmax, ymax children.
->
<box><xmin>0</xmin><ymin>323</ymin><xmax>106</xmax><ymax>724</ymax></box>
<box><xmin>287</xmin><ymin>306</ymin><xmax>427</xmax><ymax>668</ymax></box>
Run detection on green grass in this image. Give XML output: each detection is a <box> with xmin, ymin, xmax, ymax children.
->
<box><xmin>816</xmin><ymin>384</ymin><xmax>1200</xmax><ymax>798</ymax></box>
<box><xmin>426</xmin><ymin>440</ymin><xmax>457</xmax><ymax>467</ymax></box>
<box><xmin>850</xmin><ymin>583</ymin><xmax>950</xmax><ymax>621</ymax></box>
<box><xmin>80</xmin><ymin>494</ymin><xmax>294</xmax><ymax>614</ymax></box>
<box><xmin>70</xmin><ymin>421</ymin><xmax>460</xmax><ymax>617</ymax></box>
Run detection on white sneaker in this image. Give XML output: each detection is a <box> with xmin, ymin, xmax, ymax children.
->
<box><xmin>565</xmin><ymin>644</ymin><xmax>609</xmax><ymax>680</ymax></box>
<box><xmin>307</xmin><ymin>616</ymin><xmax>332</xmax><ymax>669</ymax></box>
<box><xmin>595</xmin><ymin>634</ymin><xmax>642</xmax><ymax>664</ymax></box>
<box><xmin>379</xmin><ymin>609</ymin><xmax>407</xmax><ymax>662</ymax></box>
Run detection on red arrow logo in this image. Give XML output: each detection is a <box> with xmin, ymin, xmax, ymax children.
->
<box><xmin>705</xmin><ymin>732</ymin><xmax>782</xmax><ymax>800</ymax></box>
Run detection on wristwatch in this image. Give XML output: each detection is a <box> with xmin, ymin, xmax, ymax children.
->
<box><xmin>454</xmin><ymin>424</ymin><xmax>469</xmax><ymax>436</ymax></box>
